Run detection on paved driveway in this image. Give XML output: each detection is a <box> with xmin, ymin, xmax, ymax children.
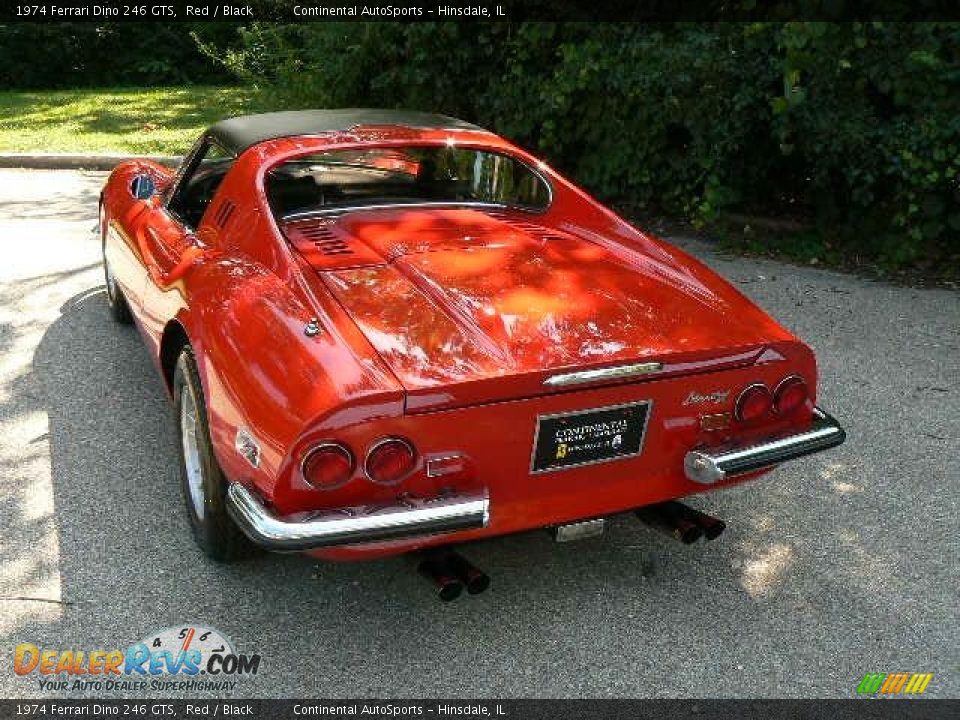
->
<box><xmin>0</xmin><ymin>169</ymin><xmax>956</xmax><ymax>698</ymax></box>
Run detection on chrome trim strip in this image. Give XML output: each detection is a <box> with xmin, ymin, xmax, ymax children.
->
<box><xmin>283</xmin><ymin>201</ymin><xmax>510</xmax><ymax>222</ymax></box>
<box><xmin>226</xmin><ymin>484</ymin><xmax>489</xmax><ymax>551</ymax></box>
<box><xmin>684</xmin><ymin>407</ymin><xmax>845</xmax><ymax>485</ymax></box>
<box><xmin>543</xmin><ymin>362</ymin><xmax>664</xmax><ymax>387</ymax></box>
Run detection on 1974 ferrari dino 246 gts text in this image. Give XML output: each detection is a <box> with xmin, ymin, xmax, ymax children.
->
<box><xmin>99</xmin><ymin>109</ymin><xmax>845</xmax><ymax>598</ymax></box>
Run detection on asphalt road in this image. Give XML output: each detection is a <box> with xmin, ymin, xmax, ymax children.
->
<box><xmin>0</xmin><ymin>169</ymin><xmax>957</xmax><ymax>699</ymax></box>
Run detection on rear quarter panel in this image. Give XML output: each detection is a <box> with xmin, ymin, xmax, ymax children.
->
<box><xmin>137</xmin><ymin>152</ymin><xmax>405</xmax><ymax>500</ymax></box>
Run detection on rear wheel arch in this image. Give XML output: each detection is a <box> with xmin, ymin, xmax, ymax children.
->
<box><xmin>160</xmin><ymin>319</ymin><xmax>191</xmax><ymax>396</ymax></box>
<box><xmin>162</xmin><ymin>318</ymin><xmax>242</xmax><ymax>491</ymax></box>
<box><xmin>173</xmin><ymin>345</ymin><xmax>253</xmax><ymax>561</ymax></box>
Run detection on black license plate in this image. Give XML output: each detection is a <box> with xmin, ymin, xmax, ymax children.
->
<box><xmin>530</xmin><ymin>401</ymin><xmax>651</xmax><ymax>473</ymax></box>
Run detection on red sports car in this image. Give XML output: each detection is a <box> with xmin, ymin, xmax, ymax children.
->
<box><xmin>100</xmin><ymin>110</ymin><xmax>844</xmax><ymax>598</ymax></box>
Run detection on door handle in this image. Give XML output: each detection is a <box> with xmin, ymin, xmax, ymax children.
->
<box><xmin>141</xmin><ymin>228</ymin><xmax>207</xmax><ymax>289</ymax></box>
<box><xmin>142</xmin><ymin>227</ymin><xmax>178</xmax><ymax>271</ymax></box>
<box><xmin>159</xmin><ymin>245</ymin><xmax>205</xmax><ymax>287</ymax></box>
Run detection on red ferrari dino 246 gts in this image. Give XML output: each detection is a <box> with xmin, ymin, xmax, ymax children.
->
<box><xmin>100</xmin><ymin>110</ymin><xmax>844</xmax><ymax>595</ymax></box>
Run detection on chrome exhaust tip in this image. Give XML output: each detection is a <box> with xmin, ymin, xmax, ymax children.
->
<box><xmin>668</xmin><ymin>501</ymin><xmax>726</xmax><ymax>541</ymax></box>
<box><xmin>634</xmin><ymin>504</ymin><xmax>703</xmax><ymax>544</ymax></box>
<box><xmin>417</xmin><ymin>556</ymin><xmax>464</xmax><ymax>602</ymax></box>
<box><xmin>445</xmin><ymin>552</ymin><xmax>490</xmax><ymax>595</ymax></box>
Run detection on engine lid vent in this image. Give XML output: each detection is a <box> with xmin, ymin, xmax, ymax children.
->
<box><xmin>282</xmin><ymin>219</ymin><xmax>385</xmax><ymax>270</ymax></box>
<box><xmin>299</xmin><ymin>224</ymin><xmax>353</xmax><ymax>256</ymax></box>
<box><xmin>315</xmin><ymin>239</ymin><xmax>353</xmax><ymax>256</ymax></box>
<box><xmin>484</xmin><ymin>210</ymin><xmax>566</xmax><ymax>243</ymax></box>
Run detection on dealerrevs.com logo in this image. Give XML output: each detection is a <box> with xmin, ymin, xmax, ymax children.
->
<box><xmin>13</xmin><ymin>625</ymin><xmax>261</xmax><ymax>693</ymax></box>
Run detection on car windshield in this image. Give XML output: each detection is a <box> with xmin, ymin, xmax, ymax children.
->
<box><xmin>266</xmin><ymin>146</ymin><xmax>551</xmax><ymax>218</ymax></box>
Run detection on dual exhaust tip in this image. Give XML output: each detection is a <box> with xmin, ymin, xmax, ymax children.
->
<box><xmin>418</xmin><ymin>551</ymin><xmax>490</xmax><ymax>602</ymax></box>
<box><xmin>634</xmin><ymin>500</ymin><xmax>726</xmax><ymax>544</ymax></box>
<box><xmin>418</xmin><ymin>501</ymin><xmax>723</xmax><ymax>600</ymax></box>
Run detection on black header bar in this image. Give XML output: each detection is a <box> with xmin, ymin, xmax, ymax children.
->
<box><xmin>3</xmin><ymin>0</ymin><xmax>960</xmax><ymax>22</ymax></box>
<box><xmin>0</xmin><ymin>700</ymin><xmax>956</xmax><ymax>719</ymax></box>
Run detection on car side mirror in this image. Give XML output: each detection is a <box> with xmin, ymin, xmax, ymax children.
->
<box><xmin>130</xmin><ymin>175</ymin><xmax>157</xmax><ymax>200</ymax></box>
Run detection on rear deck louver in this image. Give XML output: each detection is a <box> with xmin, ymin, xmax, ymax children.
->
<box><xmin>213</xmin><ymin>199</ymin><xmax>236</xmax><ymax>229</ymax></box>
<box><xmin>280</xmin><ymin>219</ymin><xmax>386</xmax><ymax>270</ymax></box>
<box><xmin>299</xmin><ymin>223</ymin><xmax>354</xmax><ymax>256</ymax></box>
<box><xmin>485</xmin><ymin>211</ymin><xmax>564</xmax><ymax>243</ymax></box>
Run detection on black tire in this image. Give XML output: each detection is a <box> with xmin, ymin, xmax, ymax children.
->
<box><xmin>173</xmin><ymin>347</ymin><xmax>252</xmax><ymax>562</ymax></box>
<box><xmin>104</xmin><ymin>259</ymin><xmax>133</xmax><ymax>324</ymax></box>
<box><xmin>100</xmin><ymin>205</ymin><xmax>132</xmax><ymax>324</ymax></box>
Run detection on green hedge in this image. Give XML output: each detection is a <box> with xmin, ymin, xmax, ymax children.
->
<box><xmin>0</xmin><ymin>23</ymin><xmax>234</xmax><ymax>88</ymax></box>
<box><xmin>196</xmin><ymin>22</ymin><xmax>960</xmax><ymax>274</ymax></box>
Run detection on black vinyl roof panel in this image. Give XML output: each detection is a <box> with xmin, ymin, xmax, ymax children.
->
<box><xmin>209</xmin><ymin>109</ymin><xmax>486</xmax><ymax>154</ymax></box>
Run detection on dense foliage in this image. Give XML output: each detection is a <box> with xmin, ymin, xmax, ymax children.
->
<box><xmin>0</xmin><ymin>23</ymin><xmax>233</xmax><ymax>88</ymax></box>
<box><xmin>196</xmin><ymin>22</ymin><xmax>960</xmax><ymax>274</ymax></box>
<box><xmin>1</xmin><ymin>21</ymin><xmax>956</xmax><ymax>273</ymax></box>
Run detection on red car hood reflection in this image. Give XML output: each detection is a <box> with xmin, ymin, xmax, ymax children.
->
<box><xmin>292</xmin><ymin>208</ymin><xmax>792</xmax><ymax>411</ymax></box>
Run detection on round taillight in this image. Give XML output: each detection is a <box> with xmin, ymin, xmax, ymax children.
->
<box><xmin>774</xmin><ymin>376</ymin><xmax>808</xmax><ymax>415</ymax></box>
<box><xmin>736</xmin><ymin>383</ymin><xmax>773</xmax><ymax>422</ymax></box>
<box><xmin>365</xmin><ymin>438</ymin><xmax>417</xmax><ymax>485</ymax></box>
<box><xmin>302</xmin><ymin>444</ymin><xmax>353</xmax><ymax>490</ymax></box>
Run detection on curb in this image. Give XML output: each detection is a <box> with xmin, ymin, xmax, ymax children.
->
<box><xmin>0</xmin><ymin>153</ymin><xmax>182</xmax><ymax>171</ymax></box>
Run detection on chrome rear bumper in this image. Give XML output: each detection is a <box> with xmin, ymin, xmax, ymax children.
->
<box><xmin>226</xmin><ymin>484</ymin><xmax>490</xmax><ymax>552</ymax></box>
<box><xmin>684</xmin><ymin>407</ymin><xmax>845</xmax><ymax>485</ymax></box>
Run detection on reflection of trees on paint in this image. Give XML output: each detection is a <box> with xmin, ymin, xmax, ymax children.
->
<box><xmin>199</xmin><ymin>258</ymin><xmax>380</xmax><ymax>449</ymax></box>
<box><xmin>321</xmin><ymin>207</ymin><xmax>785</xmax><ymax>387</ymax></box>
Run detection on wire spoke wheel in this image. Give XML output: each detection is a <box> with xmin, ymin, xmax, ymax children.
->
<box><xmin>104</xmin><ymin>261</ymin><xmax>119</xmax><ymax>303</ymax></box>
<box><xmin>180</xmin><ymin>384</ymin><xmax>206</xmax><ymax>522</ymax></box>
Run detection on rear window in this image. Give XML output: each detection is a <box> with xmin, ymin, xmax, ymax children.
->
<box><xmin>266</xmin><ymin>146</ymin><xmax>551</xmax><ymax>218</ymax></box>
